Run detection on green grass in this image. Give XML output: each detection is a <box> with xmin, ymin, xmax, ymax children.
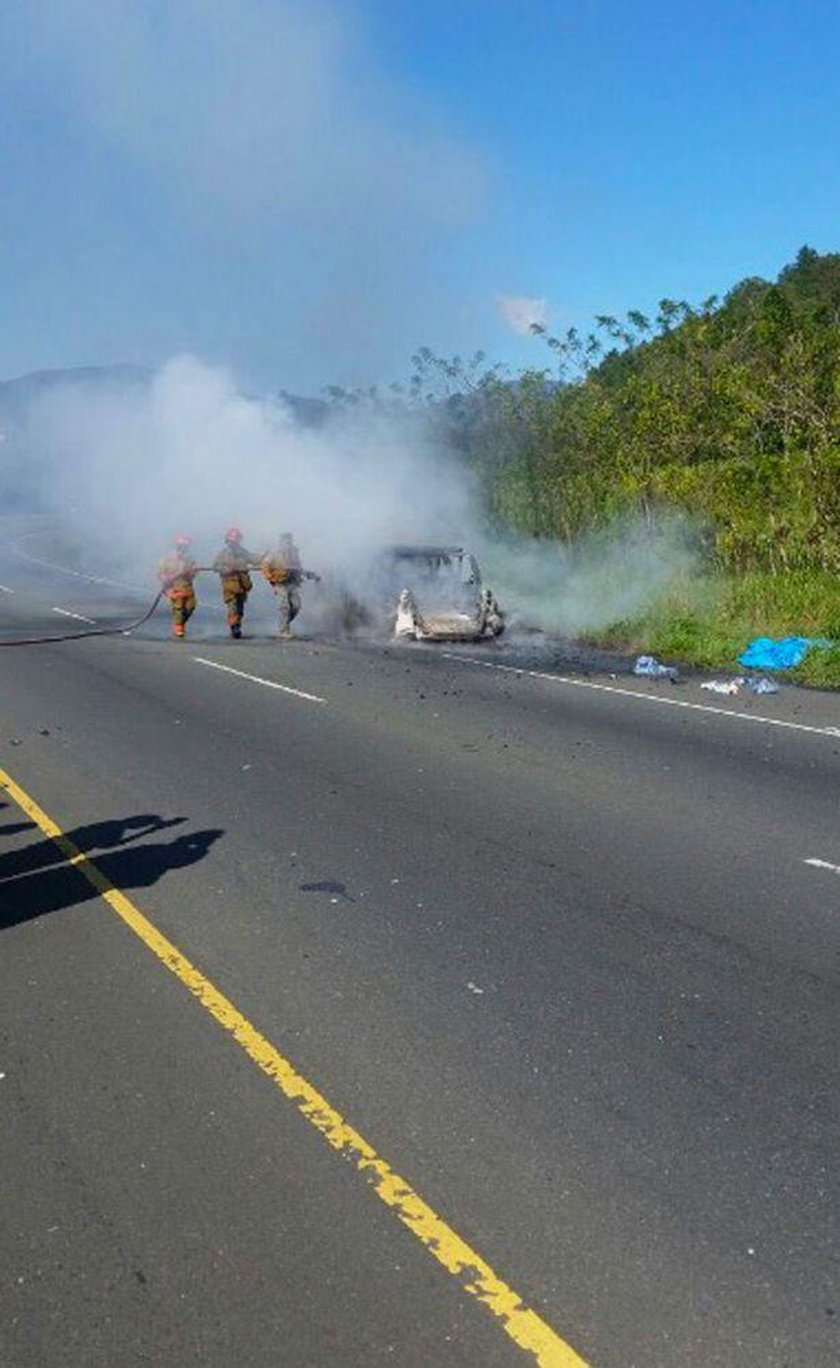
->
<box><xmin>587</xmin><ymin>571</ymin><xmax>840</xmax><ymax>688</ymax></box>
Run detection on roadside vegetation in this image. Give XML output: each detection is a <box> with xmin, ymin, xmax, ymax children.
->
<box><xmin>328</xmin><ymin>245</ymin><xmax>840</xmax><ymax>684</ymax></box>
<box><xmin>588</xmin><ymin>570</ymin><xmax>840</xmax><ymax>687</ymax></box>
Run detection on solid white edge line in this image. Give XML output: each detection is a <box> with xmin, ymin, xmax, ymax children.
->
<box><xmin>11</xmin><ymin>534</ymin><xmax>146</xmax><ymax>594</ymax></box>
<box><xmin>28</xmin><ymin>555</ymin><xmax>144</xmax><ymax>593</ymax></box>
<box><xmin>441</xmin><ymin>653</ymin><xmax>840</xmax><ymax>740</ymax></box>
<box><xmin>51</xmin><ymin>607</ymin><xmax>97</xmax><ymax>625</ymax></box>
<box><xmin>804</xmin><ymin>858</ymin><xmax>840</xmax><ymax>874</ymax></box>
<box><xmin>0</xmin><ymin>585</ymin><xmax>14</xmax><ymax>594</ymax></box>
<box><xmin>192</xmin><ymin>656</ymin><xmax>326</xmax><ymax>704</ymax></box>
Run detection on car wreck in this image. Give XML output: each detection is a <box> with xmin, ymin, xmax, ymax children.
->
<box><xmin>382</xmin><ymin>545</ymin><xmax>505</xmax><ymax>642</ymax></box>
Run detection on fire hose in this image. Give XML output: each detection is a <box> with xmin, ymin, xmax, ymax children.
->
<box><xmin>0</xmin><ymin>586</ymin><xmax>168</xmax><ymax>647</ymax></box>
<box><xmin>0</xmin><ymin>565</ymin><xmax>319</xmax><ymax>647</ymax></box>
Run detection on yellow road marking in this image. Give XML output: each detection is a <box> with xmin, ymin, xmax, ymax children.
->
<box><xmin>0</xmin><ymin>765</ymin><xmax>591</xmax><ymax>1368</ymax></box>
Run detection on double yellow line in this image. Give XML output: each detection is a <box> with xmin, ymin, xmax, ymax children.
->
<box><xmin>0</xmin><ymin>764</ymin><xmax>591</xmax><ymax>1367</ymax></box>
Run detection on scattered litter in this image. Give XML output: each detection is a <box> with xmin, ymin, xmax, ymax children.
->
<box><xmin>701</xmin><ymin>673</ymin><xmax>781</xmax><ymax>696</ymax></box>
<box><xmin>633</xmin><ymin>655</ymin><xmax>678</xmax><ymax>681</ymax></box>
<box><xmin>701</xmin><ymin>678</ymin><xmax>744</xmax><ymax>696</ymax></box>
<box><xmin>466</xmin><ymin>982</ymin><xmax>484</xmax><ymax>995</ymax></box>
<box><xmin>738</xmin><ymin>636</ymin><xmax>833</xmax><ymax>671</ymax></box>
<box><xmin>743</xmin><ymin>675</ymin><xmax>779</xmax><ymax>695</ymax></box>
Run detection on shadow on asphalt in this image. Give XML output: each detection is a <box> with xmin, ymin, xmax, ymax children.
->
<box><xmin>0</xmin><ymin>815</ymin><xmax>223</xmax><ymax>930</ymax></box>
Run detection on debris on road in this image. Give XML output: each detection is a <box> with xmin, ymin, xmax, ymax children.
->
<box><xmin>700</xmin><ymin>675</ymin><xmax>781</xmax><ymax>696</ymax></box>
<box><xmin>633</xmin><ymin>655</ymin><xmax>679</xmax><ymax>681</ymax></box>
<box><xmin>701</xmin><ymin>678</ymin><xmax>744</xmax><ymax>696</ymax></box>
<box><xmin>743</xmin><ymin>675</ymin><xmax>779</xmax><ymax>695</ymax></box>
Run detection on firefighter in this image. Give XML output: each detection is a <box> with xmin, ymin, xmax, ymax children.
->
<box><xmin>212</xmin><ymin>526</ymin><xmax>258</xmax><ymax>638</ymax></box>
<box><xmin>157</xmin><ymin>534</ymin><xmax>198</xmax><ymax>639</ymax></box>
<box><xmin>261</xmin><ymin>532</ymin><xmax>319</xmax><ymax>639</ymax></box>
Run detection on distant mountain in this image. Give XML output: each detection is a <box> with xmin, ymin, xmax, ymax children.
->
<box><xmin>0</xmin><ymin>364</ymin><xmax>150</xmax><ymax>421</ymax></box>
<box><xmin>0</xmin><ymin>366</ymin><xmax>329</xmax><ymax>429</ymax></box>
<box><xmin>277</xmin><ymin>390</ymin><xmax>331</xmax><ymax>428</ymax></box>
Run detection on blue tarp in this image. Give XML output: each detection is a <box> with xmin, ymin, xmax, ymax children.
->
<box><xmin>737</xmin><ymin>636</ymin><xmax>832</xmax><ymax>670</ymax></box>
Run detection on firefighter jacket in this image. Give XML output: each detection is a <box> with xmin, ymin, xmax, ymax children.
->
<box><xmin>261</xmin><ymin>544</ymin><xmax>303</xmax><ymax>587</ymax></box>
<box><xmin>157</xmin><ymin>552</ymin><xmax>197</xmax><ymax>598</ymax></box>
<box><xmin>213</xmin><ymin>544</ymin><xmax>256</xmax><ymax>595</ymax></box>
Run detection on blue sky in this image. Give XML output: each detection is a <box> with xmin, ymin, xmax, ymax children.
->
<box><xmin>2</xmin><ymin>0</ymin><xmax>839</xmax><ymax>393</ymax></box>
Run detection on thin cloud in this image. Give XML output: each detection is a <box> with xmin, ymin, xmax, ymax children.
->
<box><xmin>496</xmin><ymin>294</ymin><xmax>548</xmax><ymax>336</ymax></box>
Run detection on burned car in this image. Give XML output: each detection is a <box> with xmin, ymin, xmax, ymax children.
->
<box><xmin>381</xmin><ymin>545</ymin><xmax>504</xmax><ymax>642</ymax></box>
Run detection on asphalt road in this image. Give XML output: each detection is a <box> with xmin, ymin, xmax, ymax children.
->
<box><xmin>1</xmin><ymin>519</ymin><xmax>839</xmax><ymax>1367</ymax></box>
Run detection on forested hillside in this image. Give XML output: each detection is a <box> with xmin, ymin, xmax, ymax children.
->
<box><xmin>412</xmin><ymin>246</ymin><xmax>840</xmax><ymax>576</ymax></box>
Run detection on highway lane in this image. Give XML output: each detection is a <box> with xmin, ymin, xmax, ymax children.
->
<box><xmin>1</xmin><ymin>536</ymin><xmax>840</xmax><ymax>1365</ymax></box>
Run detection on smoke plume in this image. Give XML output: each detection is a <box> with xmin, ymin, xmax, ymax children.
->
<box><xmin>17</xmin><ymin>356</ymin><xmax>476</xmax><ymax>587</ymax></box>
<box><xmin>10</xmin><ymin>356</ymin><xmax>698</xmax><ymax>643</ymax></box>
<box><xmin>1</xmin><ymin>0</ymin><xmax>489</xmax><ymax>387</ymax></box>
<box><xmin>479</xmin><ymin>517</ymin><xmax>700</xmax><ymax>638</ymax></box>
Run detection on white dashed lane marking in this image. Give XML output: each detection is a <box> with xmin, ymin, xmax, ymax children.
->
<box><xmin>12</xmin><ymin>533</ymin><xmax>145</xmax><ymax>593</ymax></box>
<box><xmin>193</xmin><ymin>656</ymin><xmax>326</xmax><ymax>704</ymax></box>
<box><xmin>804</xmin><ymin>858</ymin><xmax>840</xmax><ymax>875</ymax></box>
<box><xmin>51</xmin><ymin>607</ymin><xmax>97</xmax><ymax>625</ymax></box>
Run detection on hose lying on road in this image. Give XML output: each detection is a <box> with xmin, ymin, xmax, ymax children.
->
<box><xmin>0</xmin><ymin>558</ymin><xmax>310</xmax><ymax>647</ymax></box>
<box><xmin>0</xmin><ymin>588</ymin><xmax>166</xmax><ymax>647</ymax></box>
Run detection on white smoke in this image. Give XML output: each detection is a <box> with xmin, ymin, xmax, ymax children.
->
<box><xmin>1</xmin><ymin>0</ymin><xmax>489</xmax><ymax>386</ymax></box>
<box><xmin>478</xmin><ymin>516</ymin><xmax>700</xmax><ymax>637</ymax></box>
<box><xmin>19</xmin><ymin>355</ymin><xmax>476</xmax><ymax>589</ymax></box>
<box><xmin>17</xmin><ymin>0</ymin><xmax>485</xmax><ymax>234</ymax></box>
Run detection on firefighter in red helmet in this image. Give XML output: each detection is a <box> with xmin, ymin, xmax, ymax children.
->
<box><xmin>212</xmin><ymin>526</ymin><xmax>259</xmax><ymax>638</ymax></box>
<box><xmin>157</xmin><ymin>534</ymin><xmax>198</xmax><ymax>639</ymax></box>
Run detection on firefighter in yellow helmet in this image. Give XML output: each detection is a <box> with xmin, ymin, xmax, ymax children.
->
<box><xmin>261</xmin><ymin>532</ymin><xmax>319</xmax><ymax>639</ymax></box>
<box><xmin>157</xmin><ymin>534</ymin><xmax>198</xmax><ymax>639</ymax></box>
<box><xmin>212</xmin><ymin>526</ymin><xmax>259</xmax><ymax>638</ymax></box>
